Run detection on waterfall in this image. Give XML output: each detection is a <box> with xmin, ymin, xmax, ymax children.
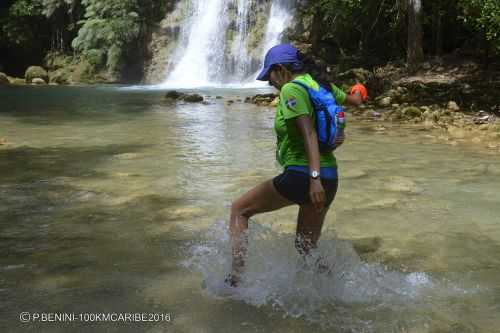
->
<box><xmin>161</xmin><ymin>0</ymin><xmax>294</xmax><ymax>88</ymax></box>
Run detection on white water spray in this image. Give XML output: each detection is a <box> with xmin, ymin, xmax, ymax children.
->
<box><xmin>162</xmin><ymin>0</ymin><xmax>295</xmax><ymax>88</ymax></box>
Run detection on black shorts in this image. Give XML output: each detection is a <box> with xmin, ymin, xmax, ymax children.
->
<box><xmin>272</xmin><ymin>169</ymin><xmax>339</xmax><ymax>206</ymax></box>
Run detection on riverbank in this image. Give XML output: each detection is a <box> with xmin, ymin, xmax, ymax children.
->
<box><xmin>242</xmin><ymin>57</ymin><xmax>500</xmax><ymax>152</ymax></box>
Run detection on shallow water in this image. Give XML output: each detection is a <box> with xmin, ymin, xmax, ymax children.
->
<box><xmin>0</xmin><ymin>85</ymin><xmax>499</xmax><ymax>332</ymax></box>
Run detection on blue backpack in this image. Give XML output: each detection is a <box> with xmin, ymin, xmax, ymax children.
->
<box><xmin>292</xmin><ymin>80</ymin><xmax>346</xmax><ymax>153</ymax></box>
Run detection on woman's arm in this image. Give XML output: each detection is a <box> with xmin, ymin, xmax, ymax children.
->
<box><xmin>295</xmin><ymin>115</ymin><xmax>326</xmax><ymax>212</ymax></box>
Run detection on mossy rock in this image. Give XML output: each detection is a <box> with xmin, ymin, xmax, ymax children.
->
<box><xmin>183</xmin><ymin>93</ymin><xmax>204</xmax><ymax>103</ymax></box>
<box><xmin>44</xmin><ymin>52</ymin><xmax>72</xmax><ymax>71</ymax></box>
<box><xmin>0</xmin><ymin>72</ymin><xmax>10</xmax><ymax>85</ymax></box>
<box><xmin>25</xmin><ymin>66</ymin><xmax>49</xmax><ymax>84</ymax></box>
<box><xmin>69</xmin><ymin>59</ymin><xmax>97</xmax><ymax>83</ymax></box>
<box><xmin>49</xmin><ymin>69</ymin><xmax>70</xmax><ymax>85</ymax></box>
<box><xmin>164</xmin><ymin>90</ymin><xmax>185</xmax><ymax>100</ymax></box>
<box><xmin>402</xmin><ymin>106</ymin><xmax>422</xmax><ymax>119</ymax></box>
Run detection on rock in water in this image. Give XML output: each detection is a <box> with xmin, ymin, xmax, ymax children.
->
<box><xmin>164</xmin><ymin>90</ymin><xmax>185</xmax><ymax>100</ymax></box>
<box><xmin>164</xmin><ymin>91</ymin><xmax>204</xmax><ymax>103</ymax></box>
<box><xmin>183</xmin><ymin>93</ymin><xmax>204</xmax><ymax>103</ymax></box>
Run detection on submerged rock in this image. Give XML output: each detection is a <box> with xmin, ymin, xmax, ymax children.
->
<box><xmin>164</xmin><ymin>90</ymin><xmax>185</xmax><ymax>100</ymax></box>
<box><xmin>164</xmin><ymin>91</ymin><xmax>204</xmax><ymax>103</ymax></box>
<box><xmin>346</xmin><ymin>237</ymin><xmax>382</xmax><ymax>254</ymax></box>
<box><xmin>183</xmin><ymin>93</ymin><xmax>204</xmax><ymax>103</ymax></box>
<box><xmin>384</xmin><ymin>176</ymin><xmax>420</xmax><ymax>193</ymax></box>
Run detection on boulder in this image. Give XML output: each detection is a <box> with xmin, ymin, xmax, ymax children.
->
<box><xmin>25</xmin><ymin>66</ymin><xmax>49</xmax><ymax>84</ymax></box>
<box><xmin>164</xmin><ymin>91</ymin><xmax>204</xmax><ymax>103</ymax></box>
<box><xmin>402</xmin><ymin>106</ymin><xmax>422</xmax><ymax>119</ymax></box>
<box><xmin>164</xmin><ymin>90</ymin><xmax>185</xmax><ymax>100</ymax></box>
<box><xmin>0</xmin><ymin>72</ymin><xmax>9</xmax><ymax>85</ymax></box>
<box><xmin>31</xmin><ymin>78</ymin><xmax>47</xmax><ymax>85</ymax></box>
<box><xmin>378</xmin><ymin>96</ymin><xmax>392</xmax><ymax>107</ymax></box>
<box><xmin>420</xmin><ymin>106</ymin><xmax>431</xmax><ymax>113</ymax></box>
<box><xmin>49</xmin><ymin>69</ymin><xmax>70</xmax><ymax>84</ymax></box>
<box><xmin>447</xmin><ymin>101</ymin><xmax>460</xmax><ymax>112</ymax></box>
<box><xmin>10</xmin><ymin>77</ymin><xmax>26</xmax><ymax>85</ymax></box>
<box><xmin>182</xmin><ymin>93</ymin><xmax>204</xmax><ymax>103</ymax></box>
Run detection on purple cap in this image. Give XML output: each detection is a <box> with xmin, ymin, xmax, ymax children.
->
<box><xmin>256</xmin><ymin>44</ymin><xmax>302</xmax><ymax>81</ymax></box>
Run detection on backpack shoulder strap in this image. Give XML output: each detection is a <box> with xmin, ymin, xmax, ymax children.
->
<box><xmin>291</xmin><ymin>80</ymin><xmax>310</xmax><ymax>93</ymax></box>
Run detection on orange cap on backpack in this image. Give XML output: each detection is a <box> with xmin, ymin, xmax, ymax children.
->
<box><xmin>350</xmin><ymin>83</ymin><xmax>368</xmax><ymax>102</ymax></box>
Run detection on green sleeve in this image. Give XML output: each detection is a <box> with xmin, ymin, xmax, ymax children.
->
<box><xmin>330</xmin><ymin>83</ymin><xmax>347</xmax><ymax>105</ymax></box>
<box><xmin>279</xmin><ymin>83</ymin><xmax>312</xmax><ymax>120</ymax></box>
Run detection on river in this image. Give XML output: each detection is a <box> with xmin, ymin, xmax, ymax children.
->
<box><xmin>1</xmin><ymin>85</ymin><xmax>499</xmax><ymax>332</ymax></box>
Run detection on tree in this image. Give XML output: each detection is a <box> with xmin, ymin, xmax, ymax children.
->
<box><xmin>407</xmin><ymin>0</ymin><xmax>424</xmax><ymax>69</ymax></box>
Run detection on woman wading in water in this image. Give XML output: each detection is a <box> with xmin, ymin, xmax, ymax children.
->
<box><xmin>227</xmin><ymin>44</ymin><xmax>368</xmax><ymax>287</ymax></box>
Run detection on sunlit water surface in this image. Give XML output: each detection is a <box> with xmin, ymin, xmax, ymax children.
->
<box><xmin>1</xmin><ymin>86</ymin><xmax>499</xmax><ymax>332</ymax></box>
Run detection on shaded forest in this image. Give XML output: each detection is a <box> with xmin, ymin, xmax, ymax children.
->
<box><xmin>0</xmin><ymin>0</ymin><xmax>499</xmax><ymax>81</ymax></box>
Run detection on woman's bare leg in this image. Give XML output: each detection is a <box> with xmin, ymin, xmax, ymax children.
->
<box><xmin>229</xmin><ymin>179</ymin><xmax>293</xmax><ymax>285</ymax></box>
<box><xmin>295</xmin><ymin>204</ymin><xmax>330</xmax><ymax>256</ymax></box>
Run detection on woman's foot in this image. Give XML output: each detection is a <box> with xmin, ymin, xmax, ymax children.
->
<box><xmin>224</xmin><ymin>273</ymin><xmax>240</xmax><ymax>287</ymax></box>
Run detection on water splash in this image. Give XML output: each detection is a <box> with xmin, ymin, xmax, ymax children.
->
<box><xmin>182</xmin><ymin>220</ymin><xmax>435</xmax><ymax>329</ymax></box>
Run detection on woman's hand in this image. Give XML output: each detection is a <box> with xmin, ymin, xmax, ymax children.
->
<box><xmin>309</xmin><ymin>178</ymin><xmax>326</xmax><ymax>212</ymax></box>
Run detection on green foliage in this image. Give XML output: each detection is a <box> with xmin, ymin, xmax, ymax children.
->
<box><xmin>0</xmin><ymin>0</ymin><xmax>44</xmax><ymax>46</ymax></box>
<box><xmin>459</xmin><ymin>0</ymin><xmax>500</xmax><ymax>50</ymax></box>
<box><xmin>71</xmin><ymin>0</ymin><xmax>140</xmax><ymax>74</ymax></box>
<box><xmin>302</xmin><ymin>0</ymin><xmax>499</xmax><ymax>64</ymax></box>
<box><xmin>41</xmin><ymin>0</ymin><xmax>74</xmax><ymax>17</ymax></box>
<box><xmin>306</xmin><ymin>0</ymin><xmax>407</xmax><ymax>63</ymax></box>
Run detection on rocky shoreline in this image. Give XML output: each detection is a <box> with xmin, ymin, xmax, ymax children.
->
<box><xmin>2</xmin><ymin>59</ymin><xmax>498</xmax><ymax>152</ymax></box>
<box><xmin>241</xmin><ymin>61</ymin><xmax>500</xmax><ymax>152</ymax></box>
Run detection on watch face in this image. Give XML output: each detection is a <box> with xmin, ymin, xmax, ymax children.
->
<box><xmin>311</xmin><ymin>171</ymin><xmax>320</xmax><ymax>178</ymax></box>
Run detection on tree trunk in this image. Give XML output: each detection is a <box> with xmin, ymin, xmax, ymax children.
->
<box><xmin>432</xmin><ymin>0</ymin><xmax>442</xmax><ymax>55</ymax></box>
<box><xmin>407</xmin><ymin>0</ymin><xmax>424</xmax><ymax>69</ymax></box>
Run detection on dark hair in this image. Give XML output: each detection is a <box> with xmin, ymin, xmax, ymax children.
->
<box><xmin>280</xmin><ymin>51</ymin><xmax>332</xmax><ymax>88</ymax></box>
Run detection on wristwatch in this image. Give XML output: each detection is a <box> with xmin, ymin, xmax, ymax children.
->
<box><xmin>310</xmin><ymin>170</ymin><xmax>320</xmax><ymax>179</ymax></box>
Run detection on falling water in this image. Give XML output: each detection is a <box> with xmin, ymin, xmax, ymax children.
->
<box><xmin>162</xmin><ymin>0</ymin><xmax>295</xmax><ymax>87</ymax></box>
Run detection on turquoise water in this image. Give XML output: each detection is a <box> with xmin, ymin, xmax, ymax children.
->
<box><xmin>0</xmin><ymin>85</ymin><xmax>499</xmax><ymax>332</ymax></box>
